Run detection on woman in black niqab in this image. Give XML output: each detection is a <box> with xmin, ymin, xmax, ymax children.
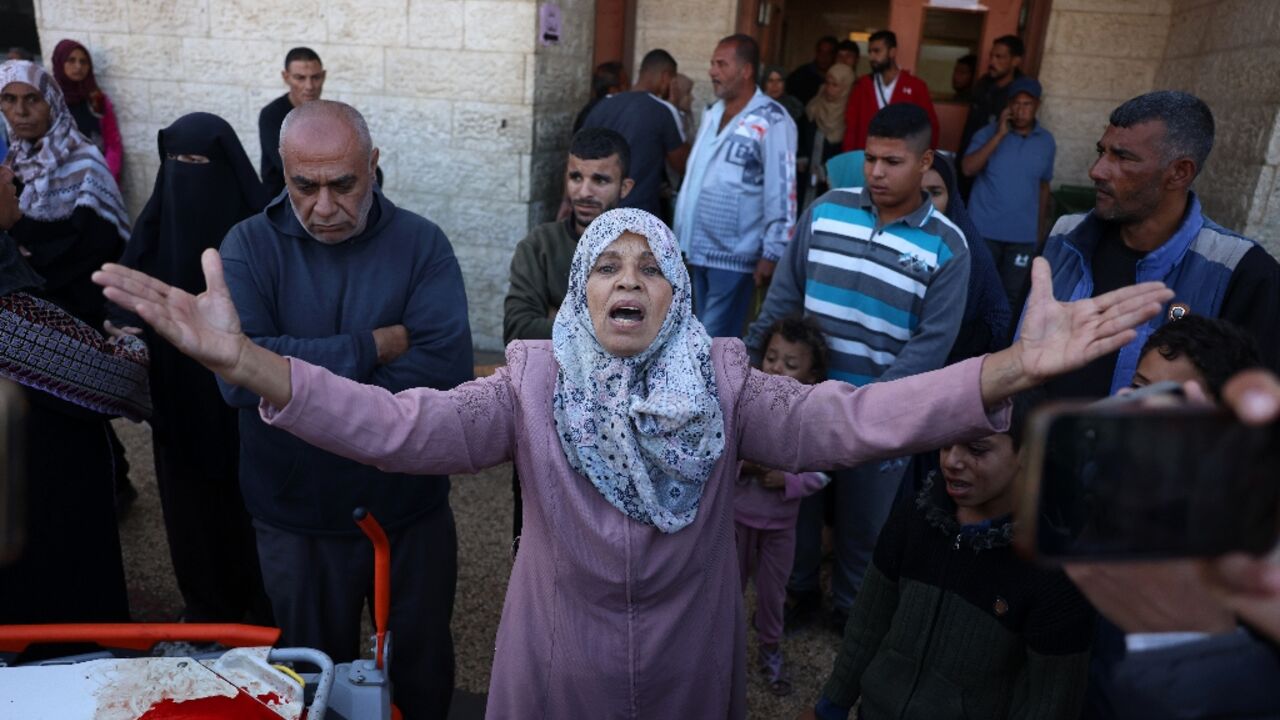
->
<box><xmin>121</xmin><ymin>112</ymin><xmax>268</xmax><ymax>293</ymax></box>
<box><xmin>119</xmin><ymin>112</ymin><xmax>273</xmax><ymax>623</ymax></box>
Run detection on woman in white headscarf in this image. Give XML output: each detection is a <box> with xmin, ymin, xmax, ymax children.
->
<box><xmin>97</xmin><ymin>208</ymin><xmax>1172</xmax><ymax>718</ymax></box>
<box><xmin>0</xmin><ymin>59</ymin><xmax>128</xmax><ymax>330</ymax></box>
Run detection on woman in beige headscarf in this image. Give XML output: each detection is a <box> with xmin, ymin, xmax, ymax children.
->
<box><xmin>801</xmin><ymin>63</ymin><xmax>855</xmax><ymax>208</ymax></box>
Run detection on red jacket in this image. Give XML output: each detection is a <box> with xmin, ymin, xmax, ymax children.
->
<box><xmin>841</xmin><ymin>70</ymin><xmax>940</xmax><ymax>152</ymax></box>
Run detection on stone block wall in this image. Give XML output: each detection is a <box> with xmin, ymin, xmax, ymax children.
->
<box><xmin>1037</xmin><ymin>0</ymin><xmax>1173</xmax><ymax>189</ymax></box>
<box><xmin>1156</xmin><ymin>0</ymin><xmax>1280</xmax><ymax>255</ymax></box>
<box><xmin>1038</xmin><ymin>0</ymin><xmax>1280</xmax><ymax>256</ymax></box>
<box><xmin>33</xmin><ymin>0</ymin><xmax>592</xmax><ymax>351</ymax></box>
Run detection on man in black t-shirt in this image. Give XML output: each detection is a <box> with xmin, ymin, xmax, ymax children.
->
<box><xmin>582</xmin><ymin>49</ymin><xmax>689</xmax><ymax>219</ymax></box>
<box><xmin>258</xmin><ymin>47</ymin><xmax>326</xmax><ymax>199</ymax></box>
<box><xmin>786</xmin><ymin>36</ymin><xmax>838</xmax><ymax>106</ymax></box>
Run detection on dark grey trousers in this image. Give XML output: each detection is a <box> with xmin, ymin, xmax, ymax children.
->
<box><xmin>253</xmin><ymin>501</ymin><xmax>457</xmax><ymax>720</ymax></box>
<box><xmin>788</xmin><ymin>458</ymin><xmax>910</xmax><ymax>612</ymax></box>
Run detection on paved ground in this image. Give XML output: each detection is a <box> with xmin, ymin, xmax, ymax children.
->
<box><xmin>113</xmin><ymin>415</ymin><xmax>843</xmax><ymax>719</ymax></box>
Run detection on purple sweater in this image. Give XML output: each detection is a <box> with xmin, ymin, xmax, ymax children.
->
<box><xmin>261</xmin><ymin>339</ymin><xmax>1006</xmax><ymax>719</ymax></box>
<box><xmin>734</xmin><ymin>468</ymin><xmax>830</xmax><ymax>530</ymax></box>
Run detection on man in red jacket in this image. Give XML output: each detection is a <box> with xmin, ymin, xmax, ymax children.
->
<box><xmin>841</xmin><ymin>30</ymin><xmax>939</xmax><ymax>152</ymax></box>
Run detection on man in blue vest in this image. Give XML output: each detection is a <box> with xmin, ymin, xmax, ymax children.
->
<box><xmin>1033</xmin><ymin>90</ymin><xmax>1279</xmax><ymax>400</ymax></box>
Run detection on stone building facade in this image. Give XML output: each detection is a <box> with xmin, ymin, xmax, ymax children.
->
<box><xmin>1039</xmin><ymin>0</ymin><xmax>1280</xmax><ymax>251</ymax></box>
<box><xmin>29</xmin><ymin>0</ymin><xmax>1278</xmax><ymax>350</ymax></box>
<box><xmin>33</xmin><ymin>0</ymin><xmax>591</xmax><ymax>350</ymax></box>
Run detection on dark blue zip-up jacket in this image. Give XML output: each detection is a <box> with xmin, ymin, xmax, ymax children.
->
<box><xmin>218</xmin><ymin>190</ymin><xmax>473</xmax><ymax>535</ymax></box>
<box><xmin>1023</xmin><ymin>193</ymin><xmax>1279</xmax><ymax>395</ymax></box>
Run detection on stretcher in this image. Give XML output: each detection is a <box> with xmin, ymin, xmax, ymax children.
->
<box><xmin>0</xmin><ymin>509</ymin><xmax>401</xmax><ymax>720</ymax></box>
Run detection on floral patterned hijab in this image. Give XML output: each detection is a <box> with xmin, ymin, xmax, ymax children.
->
<box><xmin>0</xmin><ymin>60</ymin><xmax>129</xmax><ymax>241</ymax></box>
<box><xmin>552</xmin><ymin>208</ymin><xmax>725</xmax><ymax>533</ymax></box>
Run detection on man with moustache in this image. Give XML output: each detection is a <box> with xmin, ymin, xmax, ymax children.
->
<box><xmin>219</xmin><ymin>99</ymin><xmax>473</xmax><ymax>719</ymax></box>
<box><xmin>503</xmin><ymin>127</ymin><xmax>633</xmax><ymax>541</ymax></box>
<box><xmin>1036</xmin><ymin>91</ymin><xmax>1279</xmax><ymax>401</ymax></box>
<box><xmin>841</xmin><ymin>30</ymin><xmax>938</xmax><ymax>152</ymax></box>
<box><xmin>675</xmin><ymin>33</ymin><xmax>797</xmax><ymax>339</ymax></box>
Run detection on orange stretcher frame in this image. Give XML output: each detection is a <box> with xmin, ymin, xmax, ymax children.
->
<box><xmin>0</xmin><ymin>623</ymin><xmax>281</xmax><ymax>653</ymax></box>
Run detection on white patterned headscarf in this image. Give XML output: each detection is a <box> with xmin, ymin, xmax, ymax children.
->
<box><xmin>0</xmin><ymin>61</ymin><xmax>129</xmax><ymax>241</ymax></box>
<box><xmin>552</xmin><ymin>208</ymin><xmax>725</xmax><ymax>533</ymax></box>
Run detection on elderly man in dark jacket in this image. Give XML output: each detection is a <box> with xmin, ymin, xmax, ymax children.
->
<box><xmin>218</xmin><ymin>100</ymin><xmax>472</xmax><ymax>720</ymax></box>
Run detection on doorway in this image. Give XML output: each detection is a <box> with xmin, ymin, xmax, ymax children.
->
<box><xmin>594</xmin><ymin>0</ymin><xmax>636</xmax><ymax>80</ymax></box>
<box><xmin>737</xmin><ymin>0</ymin><xmax>1051</xmax><ymax>153</ymax></box>
<box><xmin>775</xmin><ymin>0</ymin><xmax>891</xmax><ymax>76</ymax></box>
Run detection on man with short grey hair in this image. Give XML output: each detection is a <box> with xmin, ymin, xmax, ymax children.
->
<box><xmin>675</xmin><ymin>33</ymin><xmax>797</xmax><ymax>338</ymax></box>
<box><xmin>1035</xmin><ymin>90</ymin><xmax>1279</xmax><ymax>401</ymax></box>
<box><xmin>219</xmin><ymin>99</ymin><xmax>473</xmax><ymax>718</ymax></box>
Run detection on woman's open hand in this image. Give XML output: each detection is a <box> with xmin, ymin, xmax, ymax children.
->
<box><xmin>980</xmin><ymin>258</ymin><xmax>1174</xmax><ymax>406</ymax></box>
<box><xmin>94</xmin><ymin>248</ymin><xmax>293</xmax><ymax>407</ymax></box>
<box><xmin>1017</xmin><ymin>257</ymin><xmax>1173</xmax><ymax>381</ymax></box>
<box><xmin>94</xmin><ymin>249</ymin><xmax>246</xmax><ymax>377</ymax></box>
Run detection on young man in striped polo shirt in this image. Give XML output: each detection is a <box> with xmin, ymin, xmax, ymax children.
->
<box><xmin>745</xmin><ymin>103</ymin><xmax>970</xmax><ymax>631</ymax></box>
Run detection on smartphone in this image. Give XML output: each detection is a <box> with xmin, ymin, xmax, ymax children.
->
<box><xmin>1015</xmin><ymin>400</ymin><xmax>1280</xmax><ymax>562</ymax></box>
<box><xmin>0</xmin><ymin>380</ymin><xmax>26</xmax><ymax>565</ymax></box>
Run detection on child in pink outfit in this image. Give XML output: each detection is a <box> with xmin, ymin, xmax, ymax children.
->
<box><xmin>735</xmin><ymin>317</ymin><xmax>831</xmax><ymax>695</ymax></box>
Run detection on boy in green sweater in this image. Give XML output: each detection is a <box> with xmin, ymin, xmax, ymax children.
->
<box><xmin>801</xmin><ymin>393</ymin><xmax>1095</xmax><ymax>720</ymax></box>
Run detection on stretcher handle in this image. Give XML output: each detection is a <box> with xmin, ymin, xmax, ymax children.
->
<box><xmin>0</xmin><ymin>623</ymin><xmax>281</xmax><ymax>653</ymax></box>
<box><xmin>353</xmin><ymin>507</ymin><xmax>391</xmax><ymax>670</ymax></box>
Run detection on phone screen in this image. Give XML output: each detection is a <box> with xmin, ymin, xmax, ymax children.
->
<box><xmin>1022</xmin><ymin>407</ymin><xmax>1280</xmax><ymax>561</ymax></box>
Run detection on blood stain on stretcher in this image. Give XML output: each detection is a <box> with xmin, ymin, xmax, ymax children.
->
<box><xmin>137</xmin><ymin>689</ymin><xmax>286</xmax><ymax>719</ymax></box>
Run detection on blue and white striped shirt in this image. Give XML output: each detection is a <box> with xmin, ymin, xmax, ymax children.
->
<box><xmin>747</xmin><ymin>187</ymin><xmax>970</xmax><ymax>386</ymax></box>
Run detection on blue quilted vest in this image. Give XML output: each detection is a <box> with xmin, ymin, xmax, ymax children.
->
<box><xmin>1030</xmin><ymin>194</ymin><xmax>1258</xmax><ymax>395</ymax></box>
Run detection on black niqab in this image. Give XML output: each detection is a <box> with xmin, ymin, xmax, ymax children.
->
<box><xmin>120</xmin><ymin>112</ymin><xmax>267</xmax><ymax>293</ymax></box>
<box><xmin>114</xmin><ymin>112</ymin><xmax>267</xmax><ymax>461</ymax></box>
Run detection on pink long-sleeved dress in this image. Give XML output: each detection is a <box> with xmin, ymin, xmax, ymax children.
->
<box><xmin>261</xmin><ymin>339</ymin><xmax>1007</xmax><ymax>719</ymax></box>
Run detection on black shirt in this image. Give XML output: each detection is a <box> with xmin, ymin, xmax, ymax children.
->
<box><xmin>1218</xmin><ymin>244</ymin><xmax>1280</xmax><ymax>373</ymax></box>
<box><xmin>582</xmin><ymin>91</ymin><xmax>685</xmax><ymax>216</ymax></box>
<box><xmin>786</xmin><ymin>62</ymin><xmax>825</xmax><ymax>106</ymax></box>
<box><xmin>960</xmin><ymin>73</ymin><xmax>1023</xmax><ymax>173</ymax></box>
<box><xmin>9</xmin><ymin>207</ymin><xmax>124</xmax><ymax>331</ymax></box>
<box><xmin>1044</xmin><ymin>227</ymin><xmax>1147</xmax><ymax>400</ymax></box>
<box><xmin>257</xmin><ymin>93</ymin><xmax>294</xmax><ymax>200</ymax></box>
<box><xmin>573</xmin><ymin>97</ymin><xmax>604</xmax><ymax>134</ymax></box>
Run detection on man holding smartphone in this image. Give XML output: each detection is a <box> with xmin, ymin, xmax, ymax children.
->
<box><xmin>961</xmin><ymin>77</ymin><xmax>1055</xmax><ymax>312</ymax></box>
<box><xmin>1048</xmin><ymin>319</ymin><xmax>1279</xmax><ymax>719</ymax></box>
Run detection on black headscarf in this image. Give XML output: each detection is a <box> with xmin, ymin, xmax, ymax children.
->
<box><xmin>119</xmin><ymin>112</ymin><xmax>267</xmax><ymax>293</ymax></box>
<box><xmin>929</xmin><ymin>154</ymin><xmax>1011</xmax><ymax>360</ymax></box>
<box><xmin>115</xmin><ymin>112</ymin><xmax>265</xmax><ymax>455</ymax></box>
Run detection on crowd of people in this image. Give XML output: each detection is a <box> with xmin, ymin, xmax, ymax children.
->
<box><xmin>2</xmin><ymin>24</ymin><xmax>1280</xmax><ymax>720</ymax></box>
